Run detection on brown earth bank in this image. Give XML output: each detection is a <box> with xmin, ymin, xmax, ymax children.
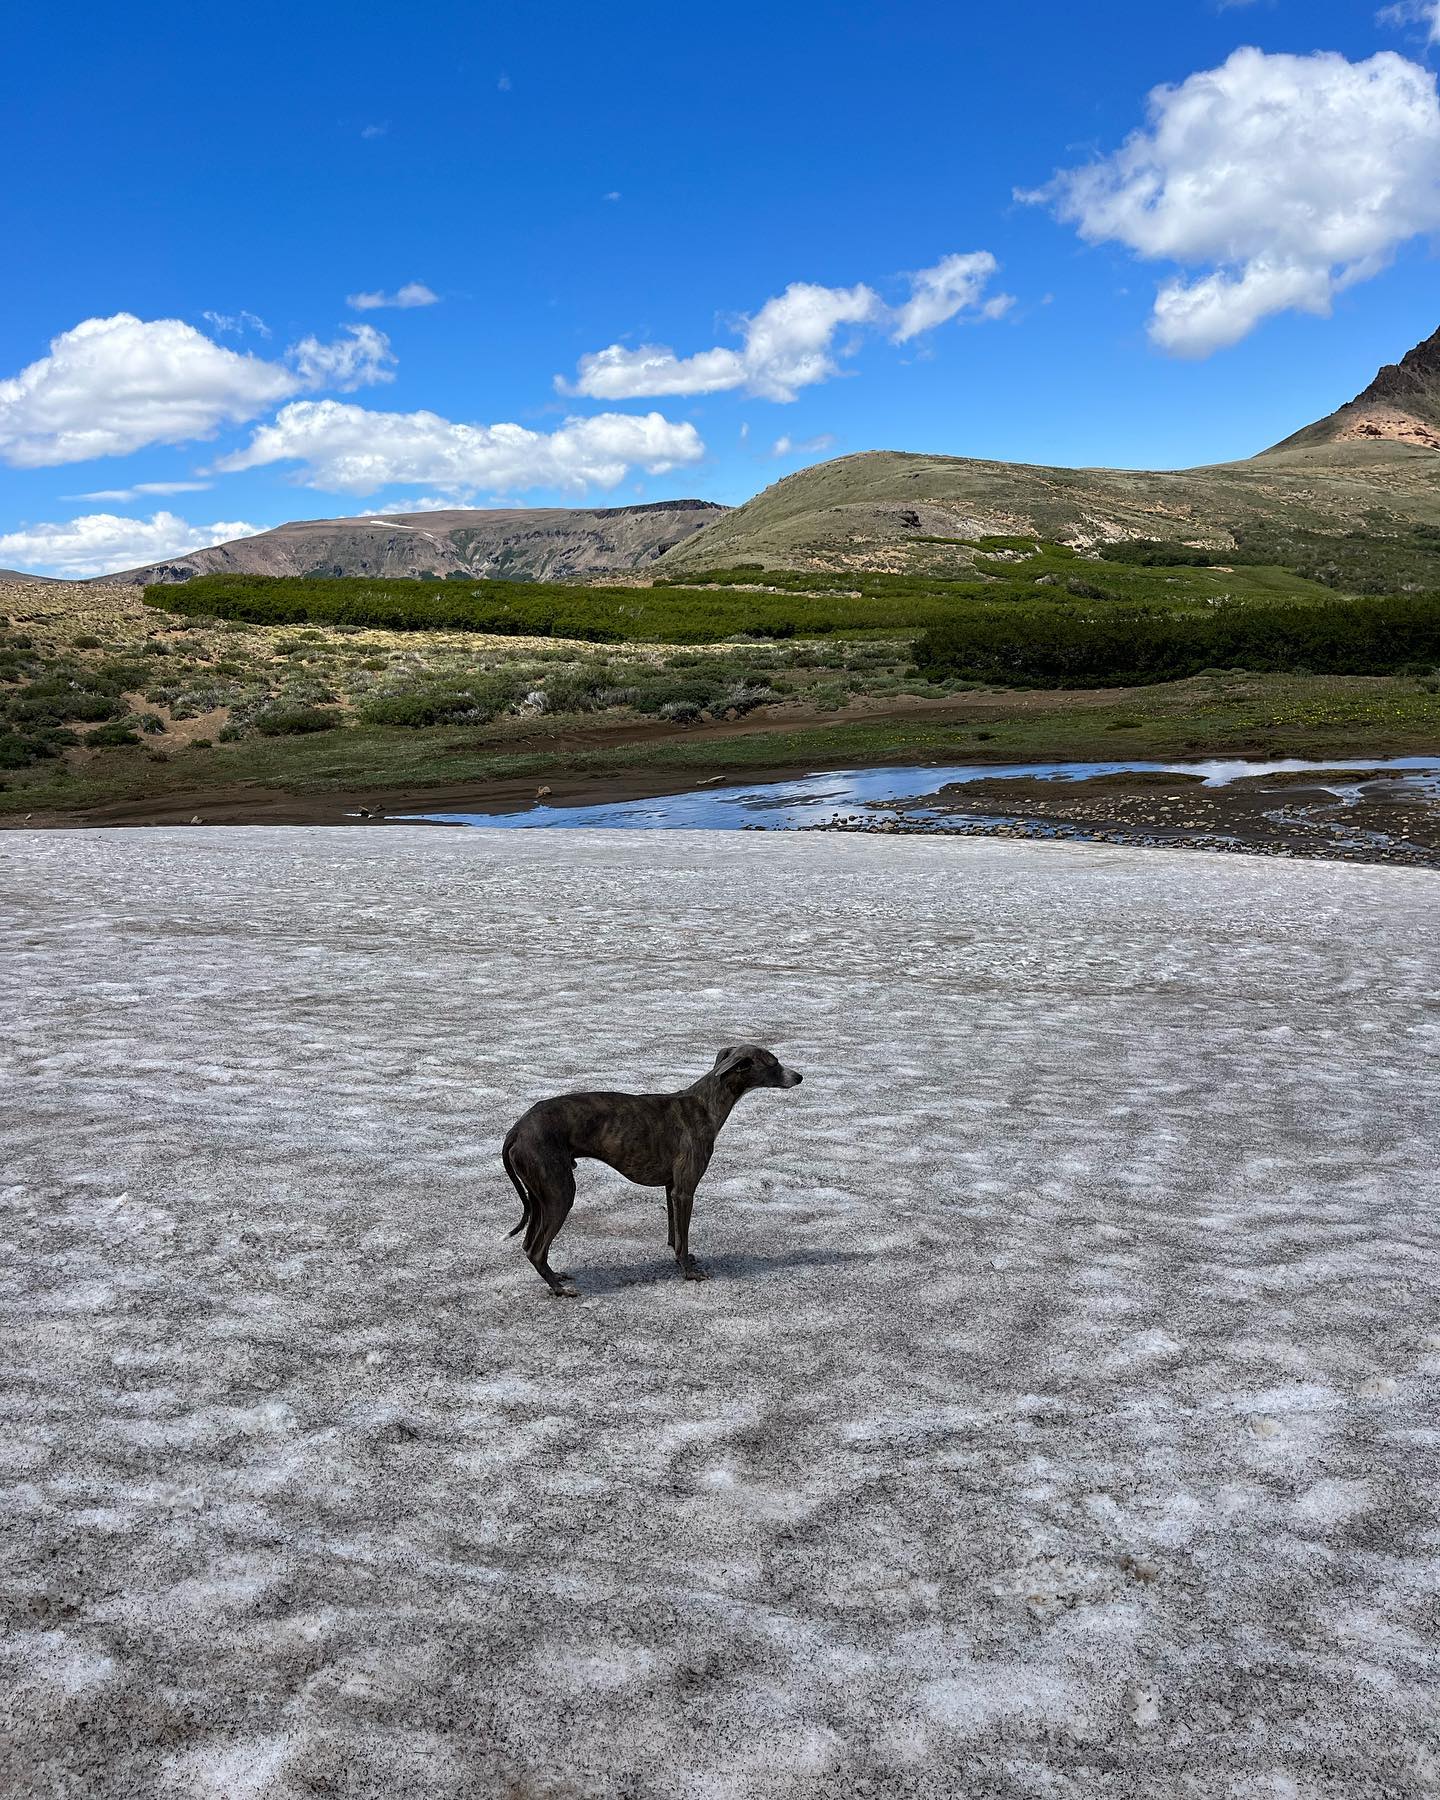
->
<box><xmin>0</xmin><ymin>689</ymin><xmax>1152</xmax><ymax>829</ymax></box>
<box><xmin>16</xmin><ymin>754</ymin><xmax>1440</xmax><ymax>873</ymax></box>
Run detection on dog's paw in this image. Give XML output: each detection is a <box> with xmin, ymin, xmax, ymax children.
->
<box><xmin>549</xmin><ymin>1284</ymin><xmax>581</xmax><ymax>1299</ymax></box>
<box><xmin>683</xmin><ymin>1261</ymin><xmax>711</xmax><ymax>1282</ymax></box>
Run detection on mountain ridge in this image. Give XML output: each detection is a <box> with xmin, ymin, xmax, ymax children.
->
<box><xmin>105</xmin><ymin>499</ymin><xmax>727</xmax><ymax>586</ymax></box>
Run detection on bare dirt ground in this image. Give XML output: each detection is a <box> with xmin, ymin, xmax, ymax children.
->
<box><xmin>3</xmin><ymin>829</ymin><xmax>1439</xmax><ymax>1796</ymax></box>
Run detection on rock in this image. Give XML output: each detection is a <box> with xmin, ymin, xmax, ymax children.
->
<box><xmin>536</xmin><ymin>785</ymin><xmax>552</xmax><ymax>799</ymax></box>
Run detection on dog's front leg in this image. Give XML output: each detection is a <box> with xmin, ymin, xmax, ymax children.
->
<box><xmin>671</xmin><ymin>1186</ymin><xmax>708</xmax><ymax>1281</ymax></box>
<box><xmin>665</xmin><ymin>1183</ymin><xmax>677</xmax><ymax>1251</ymax></box>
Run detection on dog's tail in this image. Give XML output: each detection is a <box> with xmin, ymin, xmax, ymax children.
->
<box><xmin>501</xmin><ymin>1134</ymin><xmax>532</xmax><ymax>1240</ymax></box>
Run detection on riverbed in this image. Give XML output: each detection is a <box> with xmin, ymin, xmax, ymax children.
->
<box><xmin>405</xmin><ymin>755</ymin><xmax>1440</xmax><ymax>866</ymax></box>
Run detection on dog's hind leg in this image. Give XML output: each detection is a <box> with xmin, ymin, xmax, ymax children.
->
<box><xmin>530</xmin><ymin>1160</ymin><xmax>579</xmax><ymax>1298</ymax></box>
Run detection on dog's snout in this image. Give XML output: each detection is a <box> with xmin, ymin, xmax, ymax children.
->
<box><xmin>781</xmin><ymin>1068</ymin><xmax>803</xmax><ymax>1087</ymax></box>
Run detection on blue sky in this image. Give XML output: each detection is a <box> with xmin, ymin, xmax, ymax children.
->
<box><xmin>4</xmin><ymin>0</ymin><xmax>1440</xmax><ymax>575</ymax></box>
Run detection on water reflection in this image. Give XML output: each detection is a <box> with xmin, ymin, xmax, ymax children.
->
<box><xmin>398</xmin><ymin>756</ymin><xmax>1440</xmax><ymax>832</ymax></box>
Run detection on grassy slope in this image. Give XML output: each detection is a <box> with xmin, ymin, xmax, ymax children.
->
<box><xmin>5</xmin><ymin>673</ymin><xmax>1438</xmax><ymax>820</ymax></box>
<box><xmin>660</xmin><ymin>442</ymin><xmax>1440</xmax><ymax>573</ymax></box>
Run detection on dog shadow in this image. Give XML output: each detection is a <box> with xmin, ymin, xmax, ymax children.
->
<box><xmin>561</xmin><ymin>1244</ymin><xmax>871</xmax><ymax>1297</ymax></box>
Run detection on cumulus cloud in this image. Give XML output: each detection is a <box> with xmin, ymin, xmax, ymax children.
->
<box><xmin>0</xmin><ymin>315</ymin><xmax>299</xmax><ymax>467</ymax></box>
<box><xmin>1021</xmin><ymin>47</ymin><xmax>1440</xmax><ymax>356</ymax></box>
<box><xmin>0</xmin><ymin>314</ymin><xmax>397</xmax><ymax>467</ymax></box>
<box><xmin>288</xmin><ymin>323</ymin><xmax>396</xmax><ymax>390</ymax></box>
<box><xmin>214</xmin><ymin>400</ymin><xmax>705</xmax><ymax>496</ymax></box>
<box><xmin>561</xmin><ymin>254</ymin><xmax>1010</xmax><ymax>402</ymax></box>
<box><xmin>0</xmin><ymin>511</ymin><xmax>264</xmax><ymax>579</ymax></box>
<box><xmin>346</xmin><ymin>282</ymin><xmax>440</xmax><ymax>311</ymax></box>
<box><xmin>889</xmin><ymin>252</ymin><xmax>1013</xmax><ymax>341</ymax></box>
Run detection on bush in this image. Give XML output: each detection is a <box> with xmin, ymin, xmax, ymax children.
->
<box><xmin>8</xmin><ymin>679</ymin><xmax>124</xmax><ymax>727</ymax></box>
<box><xmin>1097</xmin><ymin>540</ymin><xmax>1232</xmax><ymax>568</ymax></box>
<box><xmin>254</xmin><ymin>706</ymin><xmax>343</xmax><ymax>736</ymax></box>
<box><xmin>87</xmin><ymin>722</ymin><xmax>142</xmax><ymax>747</ymax></box>
<box><xmin>0</xmin><ymin>732</ymin><xmax>54</xmax><ymax>767</ymax></box>
<box><xmin>359</xmin><ymin>672</ymin><xmax>523</xmax><ymax>728</ymax></box>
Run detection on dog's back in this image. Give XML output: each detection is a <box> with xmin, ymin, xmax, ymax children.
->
<box><xmin>507</xmin><ymin>1088</ymin><xmax>700</xmax><ymax>1188</ymax></box>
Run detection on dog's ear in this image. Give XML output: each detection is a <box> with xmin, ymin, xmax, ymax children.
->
<box><xmin>714</xmin><ymin>1045</ymin><xmax>738</xmax><ymax>1067</ymax></box>
<box><xmin>714</xmin><ymin>1045</ymin><xmax>752</xmax><ymax>1073</ymax></box>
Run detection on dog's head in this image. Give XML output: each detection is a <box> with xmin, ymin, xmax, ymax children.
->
<box><xmin>713</xmin><ymin>1044</ymin><xmax>803</xmax><ymax>1090</ymax></box>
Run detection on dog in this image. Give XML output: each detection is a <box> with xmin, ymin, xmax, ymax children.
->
<box><xmin>501</xmin><ymin>1045</ymin><xmax>803</xmax><ymax>1296</ymax></box>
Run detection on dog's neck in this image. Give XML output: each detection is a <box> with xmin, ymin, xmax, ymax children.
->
<box><xmin>689</xmin><ymin>1069</ymin><xmax>749</xmax><ymax>1133</ymax></box>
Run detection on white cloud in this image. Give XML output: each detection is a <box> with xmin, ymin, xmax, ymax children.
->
<box><xmin>771</xmin><ymin>432</ymin><xmax>837</xmax><ymax>459</ymax></box>
<box><xmin>68</xmin><ymin>481</ymin><xmax>214</xmax><ymax>501</ymax></box>
<box><xmin>604</xmin><ymin>191</ymin><xmax>621</xmax><ymax>202</ymax></box>
<box><xmin>346</xmin><ymin>282</ymin><xmax>440</xmax><ymax>311</ymax></box>
<box><xmin>1022</xmin><ymin>47</ymin><xmax>1440</xmax><ymax>356</ymax></box>
<box><xmin>0</xmin><ymin>314</ymin><xmax>397</xmax><ymax>468</ymax></box>
<box><xmin>890</xmin><ymin>252</ymin><xmax>1013</xmax><ymax>341</ymax></box>
<box><xmin>563</xmin><ymin>283</ymin><xmax>880</xmax><ymax>402</ymax></box>
<box><xmin>0</xmin><ymin>511</ymin><xmax>264</xmax><ymax>578</ymax></box>
<box><xmin>287</xmin><ymin>323</ymin><xmax>396</xmax><ymax>390</ymax></box>
<box><xmin>0</xmin><ymin>314</ymin><xmax>299</xmax><ymax>467</ymax></box>
<box><xmin>214</xmin><ymin>400</ymin><xmax>705</xmax><ymax>496</ymax></box>
<box><xmin>348</xmin><ymin>496</ymin><xmax>465</xmax><ymax>515</ymax></box>
<box><xmin>497</xmin><ymin>74</ymin><xmax>511</xmax><ymax>91</ymax></box>
<box><xmin>361</xmin><ymin>122</ymin><xmax>389</xmax><ymax>139</ymax></box>
<box><xmin>1379</xmin><ymin>3</ymin><xmax>1440</xmax><ymax>45</ymax></box>
<box><xmin>202</xmin><ymin>309</ymin><xmax>270</xmax><ymax>338</ymax></box>
<box><xmin>561</xmin><ymin>254</ymin><xmax>1009</xmax><ymax>402</ymax></box>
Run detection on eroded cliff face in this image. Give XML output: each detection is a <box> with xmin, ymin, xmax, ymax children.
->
<box><xmin>1270</xmin><ymin>324</ymin><xmax>1440</xmax><ymax>453</ymax></box>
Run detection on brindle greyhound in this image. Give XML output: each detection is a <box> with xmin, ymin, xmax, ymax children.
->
<box><xmin>501</xmin><ymin>1045</ymin><xmax>803</xmax><ymax>1296</ymax></box>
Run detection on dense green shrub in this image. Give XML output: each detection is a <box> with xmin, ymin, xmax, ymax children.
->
<box><xmin>254</xmin><ymin>706</ymin><xmax>343</xmax><ymax>736</ymax></box>
<box><xmin>358</xmin><ymin>674</ymin><xmax>523</xmax><ymax>728</ymax></box>
<box><xmin>145</xmin><ymin>572</ymin><xmax>975</xmax><ymax>643</ymax></box>
<box><xmin>7</xmin><ymin>674</ymin><xmax>125</xmax><ymax>727</ymax></box>
<box><xmin>0</xmin><ymin>729</ymin><xmax>75</xmax><ymax>767</ymax></box>
<box><xmin>1097</xmin><ymin>540</ymin><xmax>1237</xmax><ymax>567</ymax></box>
<box><xmin>87</xmin><ymin>722</ymin><xmax>142</xmax><ymax>747</ymax></box>
<box><xmin>914</xmin><ymin>592</ymin><xmax>1440</xmax><ymax>688</ymax></box>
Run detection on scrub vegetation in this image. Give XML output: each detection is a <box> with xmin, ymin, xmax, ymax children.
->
<box><xmin>2</xmin><ymin>560</ymin><xmax>1437</xmax><ymax>820</ymax></box>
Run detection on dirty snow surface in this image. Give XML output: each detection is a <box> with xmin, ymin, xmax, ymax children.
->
<box><xmin>4</xmin><ymin>827</ymin><xmax>1439</xmax><ymax>1798</ymax></box>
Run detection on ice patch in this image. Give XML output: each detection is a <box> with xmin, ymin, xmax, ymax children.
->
<box><xmin>163</xmin><ymin>1735</ymin><xmax>293</xmax><ymax>1799</ymax></box>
